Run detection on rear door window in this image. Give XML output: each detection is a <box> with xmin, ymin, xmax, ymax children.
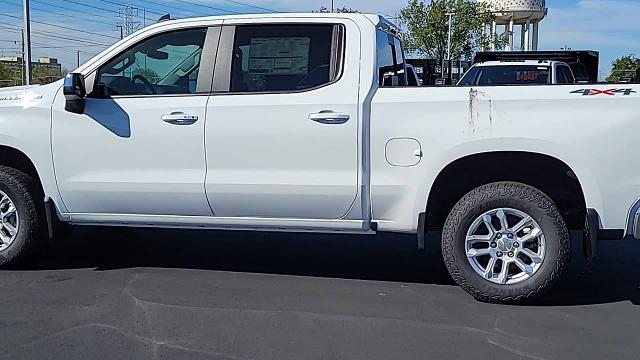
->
<box><xmin>229</xmin><ymin>24</ymin><xmax>340</xmax><ymax>93</ymax></box>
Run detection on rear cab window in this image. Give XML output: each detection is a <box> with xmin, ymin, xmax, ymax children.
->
<box><xmin>459</xmin><ymin>65</ymin><xmax>551</xmax><ymax>86</ymax></box>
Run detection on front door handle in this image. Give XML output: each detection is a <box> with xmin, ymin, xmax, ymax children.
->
<box><xmin>309</xmin><ymin>111</ymin><xmax>350</xmax><ymax>124</ymax></box>
<box><xmin>162</xmin><ymin>112</ymin><xmax>198</xmax><ymax>125</ymax></box>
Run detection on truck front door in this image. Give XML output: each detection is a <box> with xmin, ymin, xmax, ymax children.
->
<box><xmin>52</xmin><ymin>26</ymin><xmax>220</xmax><ymax>217</ymax></box>
<box><xmin>204</xmin><ymin>20</ymin><xmax>361</xmax><ymax>219</ymax></box>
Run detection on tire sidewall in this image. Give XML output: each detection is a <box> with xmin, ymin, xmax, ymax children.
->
<box><xmin>0</xmin><ymin>175</ymin><xmax>37</xmax><ymax>266</ymax></box>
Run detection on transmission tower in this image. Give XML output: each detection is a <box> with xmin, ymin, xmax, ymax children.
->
<box><xmin>118</xmin><ymin>4</ymin><xmax>141</xmax><ymax>37</ymax></box>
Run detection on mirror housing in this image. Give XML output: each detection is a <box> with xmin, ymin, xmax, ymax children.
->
<box><xmin>63</xmin><ymin>73</ymin><xmax>86</xmax><ymax>114</ymax></box>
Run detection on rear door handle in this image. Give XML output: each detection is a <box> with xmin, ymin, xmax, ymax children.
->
<box><xmin>309</xmin><ymin>111</ymin><xmax>350</xmax><ymax>124</ymax></box>
<box><xmin>162</xmin><ymin>112</ymin><xmax>198</xmax><ymax>125</ymax></box>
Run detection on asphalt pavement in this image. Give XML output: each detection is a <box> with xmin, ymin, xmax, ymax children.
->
<box><xmin>1</xmin><ymin>227</ymin><xmax>639</xmax><ymax>360</ymax></box>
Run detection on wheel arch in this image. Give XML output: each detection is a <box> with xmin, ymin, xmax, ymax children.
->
<box><xmin>424</xmin><ymin>150</ymin><xmax>589</xmax><ymax>231</ymax></box>
<box><xmin>0</xmin><ymin>145</ymin><xmax>45</xmax><ymax>199</ymax></box>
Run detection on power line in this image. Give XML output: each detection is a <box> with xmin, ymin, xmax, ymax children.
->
<box><xmin>96</xmin><ymin>0</ymin><xmax>168</xmax><ymax>16</ymax></box>
<box><xmin>0</xmin><ymin>13</ymin><xmax>121</xmax><ymax>40</ymax></box>
<box><xmin>214</xmin><ymin>0</ymin><xmax>277</xmax><ymax>12</ymax></box>
<box><xmin>0</xmin><ymin>23</ymin><xmax>113</xmax><ymax>46</ymax></box>
<box><xmin>3</xmin><ymin>0</ymin><xmax>118</xmax><ymax>28</ymax></box>
<box><xmin>165</xmin><ymin>0</ymin><xmax>242</xmax><ymax>14</ymax></box>
<box><xmin>32</xmin><ymin>0</ymin><xmax>117</xmax><ymax>19</ymax></box>
<box><xmin>133</xmin><ymin>0</ymin><xmax>202</xmax><ymax>18</ymax></box>
<box><xmin>57</xmin><ymin>0</ymin><xmax>123</xmax><ymax>16</ymax></box>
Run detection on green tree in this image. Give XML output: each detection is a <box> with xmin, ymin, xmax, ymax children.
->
<box><xmin>606</xmin><ymin>55</ymin><xmax>640</xmax><ymax>82</ymax></box>
<box><xmin>0</xmin><ymin>63</ymin><xmax>11</xmax><ymax>86</ymax></box>
<box><xmin>399</xmin><ymin>0</ymin><xmax>506</xmax><ymax>60</ymax></box>
<box><xmin>0</xmin><ymin>63</ymin><xmax>20</xmax><ymax>88</ymax></box>
<box><xmin>316</xmin><ymin>6</ymin><xmax>359</xmax><ymax>13</ymax></box>
<box><xmin>32</xmin><ymin>65</ymin><xmax>63</xmax><ymax>85</ymax></box>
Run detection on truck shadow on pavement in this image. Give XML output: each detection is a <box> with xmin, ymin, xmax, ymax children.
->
<box><xmin>32</xmin><ymin>227</ymin><xmax>640</xmax><ymax>307</ymax></box>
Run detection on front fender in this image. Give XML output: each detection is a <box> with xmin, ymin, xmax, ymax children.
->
<box><xmin>0</xmin><ymin>81</ymin><xmax>69</xmax><ymax>217</ymax></box>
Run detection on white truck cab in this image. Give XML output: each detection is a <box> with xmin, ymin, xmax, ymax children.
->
<box><xmin>458</xmin><ymin>60</ymin><xmax>576</xmax><ymax>86</ymax></box>
<box><xmin>0</xmin><ymin>13</ymin><xmax>639</xmax><ymax>303</ymax></box>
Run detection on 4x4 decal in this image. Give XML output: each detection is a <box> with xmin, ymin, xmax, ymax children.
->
<box><xmin>571</xmin><ymin>88</ymin><xmax>637</xmax><ymax>96</ymax></box>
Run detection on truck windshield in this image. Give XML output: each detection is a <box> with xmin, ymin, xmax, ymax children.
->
<box><xmin>459</xmin><ymin>65</ymin><xmax>551</xmax><ymax>86</ymax></box>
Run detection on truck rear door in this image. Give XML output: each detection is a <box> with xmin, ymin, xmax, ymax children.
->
<box><xmin>204</xmin><ymin>19</ymin><xmax>360</xmax><ymax>219</ymax></box>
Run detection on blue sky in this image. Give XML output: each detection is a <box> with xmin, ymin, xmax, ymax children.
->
<box><xmin>0</xmin><ymin>0</ymin><xmax>638</xmax><ymax>78</ymax></box>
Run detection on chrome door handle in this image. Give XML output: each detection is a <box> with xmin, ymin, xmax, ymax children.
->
<box><xmin>162</xmin><ymin>112</ymin><xmax>198</xmax><ymax>125</ymax></box>
<box><xmin>309</xmin><ymin>111</ymin><xmax>350</xmax><ymax>124</ymax></box>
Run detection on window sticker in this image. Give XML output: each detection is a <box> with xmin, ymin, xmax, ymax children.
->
<box><xmin>248</xmin><ymin>37</ymin><xmax>311</xmax><ymax>75</ymax></box>
<box><xmin>516</xmin><ymin>71</ymin><xmax>544</xmax><ymax>81</ymax></box>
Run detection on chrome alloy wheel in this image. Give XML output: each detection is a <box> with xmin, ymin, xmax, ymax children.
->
<box><xmin>465</xmin><ymin>208</ymin><xmax>545</xmax><ymax>285</ymax></box>
<box><xmin>0</xmin><ymin>190</ymin><xmax>18</xmax><ymax>252</ymax></box>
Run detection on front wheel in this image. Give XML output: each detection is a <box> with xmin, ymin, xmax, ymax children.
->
<box><xmin>0</xmin><ymin>167</ymin><xmax>42</xmax><ymax>268</ymax></box>
<box><xmin>442</xmin><ymin>182</ymin><xmax>570</xmax><ymax>303</ymax></box>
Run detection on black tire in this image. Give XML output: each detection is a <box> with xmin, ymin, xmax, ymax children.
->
<box><xmin>442</xmin><ymin>182</ymin><xmax>570</xmax><ymax>303</ymax></box>
<box><xmin>0</xmin><ymin>166</ymin><xmax>43</xmax><ymax>268</ymax></box>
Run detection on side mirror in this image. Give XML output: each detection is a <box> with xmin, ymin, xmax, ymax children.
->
<box><xmin>63</xmin><ymin>73</ymin><xmax>86</xmax><ymax>114</ymax></box>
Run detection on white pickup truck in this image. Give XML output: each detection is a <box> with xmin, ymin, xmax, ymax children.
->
<box><xmin>1</xmin><ymin>13</ymin><xmax>639</xmax><ymax>303</ymax></box>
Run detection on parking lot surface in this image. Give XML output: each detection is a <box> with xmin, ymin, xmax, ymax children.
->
<box><xmin>1</xmin><ymin>228</ymin><xmax>639</xmax><ymax>360</ymax></box>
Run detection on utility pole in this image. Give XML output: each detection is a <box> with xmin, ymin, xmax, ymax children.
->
<box><xmin>76</xmin><ymin>50</ymin><xmax>80</xmax><ymax>68</ymax></box>
<box><xmin>446</xmin><ymin>12</ymin><xmax>455</xmax><ymax>61</ymax></box>
<box><xmin>117</xmin><ymin>25</ymin><xmax>124</xmax><ymax>40</ymax></box>
<box><xmin>22</xmin><ymin>0</ymin><xmax>32</xmax><ymax>85</ymax></box>
<box><xmin>331</xmin><ymin>0</ymin><xmax>334</xmax><ymax>12</ymax></box>
<box><xmin>20</xmin><ymin>30</ymin><xmax>25</xmax><ymax>85</ymax></box>
<box><xmin>441</xmin><ymin>12</ymin><xmax>455</xmax><ymax>84</ymax></box>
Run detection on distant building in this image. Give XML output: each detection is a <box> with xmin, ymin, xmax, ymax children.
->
<box><xmin>0</xmin><ymin>56</ymin><xmax>62</xmax><ymax>75</ymax></box>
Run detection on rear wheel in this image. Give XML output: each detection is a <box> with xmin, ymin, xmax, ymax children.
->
<box><xmin>0</xmin><ymin>167</ymin><xmax>42</xmax><ymax>268</ymax></box>
<box><xmin>442</xmin><ymin>182</ymin><xmax>570</xmax><ymax>303</ymax></box>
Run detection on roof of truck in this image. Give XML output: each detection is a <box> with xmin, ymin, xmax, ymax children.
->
<box><xmin>156</xmin><ymin>13</ymin><xmax>397</xmax><ymax>31</ymax></box>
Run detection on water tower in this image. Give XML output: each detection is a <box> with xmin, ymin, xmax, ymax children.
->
<box><xmin>480</xmin><ymin>0</ymin><xmax>548</xmax><ymax>51</ymax></box>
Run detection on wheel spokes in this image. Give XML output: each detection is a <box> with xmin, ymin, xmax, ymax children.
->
<box><xmin>497</xmin><ymin>260</ymin><xmax>510</xmax><ymax>284</ymax></box>
<box><xmin>519</xmin><ymin>226</ymin><xmax>542</xmax><ymax>243</ymax></box>
<box><xmin>0</xmin><ymin>192</ymin><xmax>18</xmax><ymax>249</ymax></box>
<box><xmin>521</xmin><ymin>248</ymin><xmax>543</xmax><ymax>264</ymax></box>
<box><xmin>3</xmin><ymin>222</ymin><xmax>17</xmax><ymax>237</ymax></box>
<box><xmin>514</xmin><ymin>259</ymin><xmax>534</xmax><ymax>275</ymax></box>
<box><xmin>510</xmin><ymin>215</ymin><xmax>533</xmax><ymax>233</ymax></box>
<box><xmin>0</xmin><ymin>230</ymin><xmax>9</xmax><ymax>245</ymax></box>
<box><xmin>483</xmin><ymin>214</ymin><xmax>496</xmax><ymax>234</ymax></box>
<box><xmin>0</xmin><ymin>196</ymin><xmax>10</xmax><ymax>211</ymax></box>
<box><xmin>2</xmin><ymin>203</ymin><xmax>16</xmax><ymax>220</ymax></box>
<box><xmin>496</xmin><ymin>209</ymin><xmax>509</xmax><ymax>231</ymax></box>
<box><xmin>467</xmin><ymin>248</ymin><xmax>491</xmax><ymax>258</ymax></box>
<box><xmin>466</xmin><ymin>207</ymin><xmax>546</xmax><ymax>285</ymax></box>
<box><xmin>483</xmin><ymin>257</ymin><xmax>497</xmax><ymax>280</ymax></box>
<box><xmin>466</xmin><ymin>234</ymin><xmax>492</xmax><ymax>245</ymax></box>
